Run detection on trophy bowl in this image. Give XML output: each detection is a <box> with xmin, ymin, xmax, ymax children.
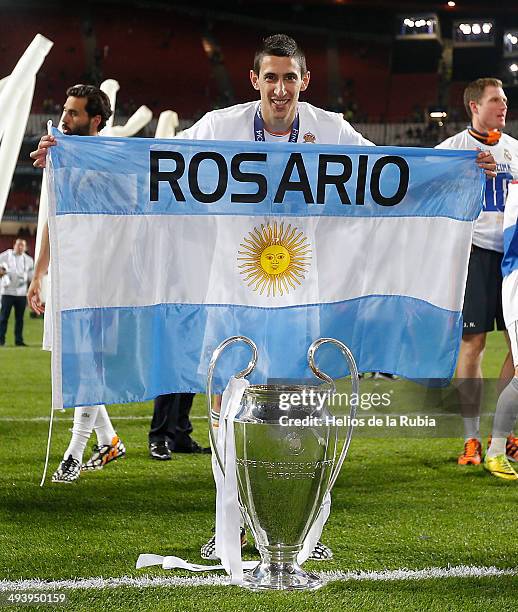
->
<box><xmin>207</xmin><ymin>337</ymin><xmax>359</xmax><ymax>591</ymax></box>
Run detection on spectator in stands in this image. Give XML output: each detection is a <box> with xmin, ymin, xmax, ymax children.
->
<box><xmin>28</xmin><ymin>84</ymin><xmax>125</xmax><ymax>483</ymax></box>
<box><xmin>0</xmin><ymin>238</ymin><xmax>33</xmax><ymax>347</ymax></box>
<box><xmin>437</xmin><ymin>78</ymin><xmax>518</xmax><ymax>468</ymax></box>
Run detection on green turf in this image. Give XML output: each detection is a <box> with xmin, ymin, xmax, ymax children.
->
<box><xmin>1</xmin><ymin>316</ymin><xmax>518</xmax><ymax>611</ymax></box>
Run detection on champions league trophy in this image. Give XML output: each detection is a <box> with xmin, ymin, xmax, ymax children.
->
<box><xmin>207</xmin><ymin>336</ymin><xmax>359</xmax><ymax>591</ymax></box>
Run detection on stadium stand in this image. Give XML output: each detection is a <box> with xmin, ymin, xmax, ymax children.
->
<box><xmin>337</xmin><ymin>39</ymin><xmax>391</xmax><ymax>122</ymax></box>
<box><xmin>386</xmin><ymin>74</ymin><xmax>439</xmax><ymax>123</ymax></box>
<box><xmin>93</xmin><ymin>7</ymin><xmax>212</xmax><ymax>117</ymax></box>
<box><xmin>0</xmin><ymin>9</ymin><xmax>87</xmax><ymax>111</ymax></box>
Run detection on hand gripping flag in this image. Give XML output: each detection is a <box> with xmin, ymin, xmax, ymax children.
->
<box><xmin>46</xmin><ymin>130</ymin><xmax>483</xmax><ymax>408</ymax></box>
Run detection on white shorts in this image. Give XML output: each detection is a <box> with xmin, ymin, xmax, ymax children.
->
<box><xmin>508</xmin><ymin>321</ymin><xmax>518</xmax><ymax>366</ymax></box>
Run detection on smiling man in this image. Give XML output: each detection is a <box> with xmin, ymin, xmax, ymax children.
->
<box><xmin>181</xmin><ymin>33</ymin><xmax>373</xmax><ymax>564</ymax></box>
<box><xmin>180</xmin><ymin>32</ymin><xmax>496</xmax><ymax>564</ymax></box>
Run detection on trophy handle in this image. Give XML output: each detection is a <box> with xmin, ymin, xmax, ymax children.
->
<box><xmin>307</xmin><ymin>337</ymin><xmax>359</xmax><ymax>491</ymax></box>
<box><xmin>206</xmin><ymin>335</ymin><xmax>258</xmax><ymax>474</ymax></box>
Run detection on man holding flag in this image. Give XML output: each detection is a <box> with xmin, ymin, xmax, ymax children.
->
<box><xmin>177</xmin><ymin>33</ymin><xmax>496</xmax><ymax>560</ymax></box>
<box><xmin>182</xmin><ymin>32</ymin><xmax>375</xmax><ymax>561</ymax></box>
<box><xmin>28</xmin><ymin>84</ymin><xmax>126</xmax><ymax>483</ymax></box>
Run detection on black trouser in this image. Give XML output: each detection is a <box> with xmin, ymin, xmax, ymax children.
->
<box><xmin>149</xmin><ymin>393</ymin><xmax>195</xmax><ymax>450</ymax></box>
<box><xmin>0</xmin><ymin>295</ymin><xmax>26</xmax><ymax>344</ymax></box>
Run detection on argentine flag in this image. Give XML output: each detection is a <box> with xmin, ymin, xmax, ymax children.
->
<box><xmin>47</xmin><ymin>131</ymin><xmax>483</xmax><ymax>408</ymax></box>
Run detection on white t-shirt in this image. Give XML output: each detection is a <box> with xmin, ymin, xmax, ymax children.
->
<box><xmin>437</xmin><ymin>129</ymin><xmax>518</xmax><ymax>252</ymax></box>
<box><xmin>180</xmin><ymin>101</ymin><xmax>374</xmax><ymax>146</ymax></box>
<box><xmin>0</xmin><ymin>249</ymin><xmax>34</xmax><ymax>297</ymax></box>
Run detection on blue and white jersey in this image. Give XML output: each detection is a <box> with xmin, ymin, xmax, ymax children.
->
<box><xmin>437</xmin><ymin>129</ymin><xmax>518</xmax><ymax>253</ymax></box>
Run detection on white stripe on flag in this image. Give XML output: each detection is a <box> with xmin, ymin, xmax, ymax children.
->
<box><xmin>55</xmin><ymin>214</ymin><xmax>472</xmax><ymax>312</ymax></box>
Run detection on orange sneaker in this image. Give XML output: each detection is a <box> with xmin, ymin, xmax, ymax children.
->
<box><xmin>458</xmin><ymin>438</ymin><xmax>482</xmax><ymax>465</ymax></box>
<box><xmin>506</xmin><ymin>435</ymin><xmax>518</xmax><ymax>462</ymax></box>
<box><xmin>81</xmin><ymin>435</ymin><xmax>126</xmax><ymax>471</ymax></box>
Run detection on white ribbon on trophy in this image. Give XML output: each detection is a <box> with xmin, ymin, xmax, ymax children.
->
<box><xmin>213</xmin><ymin>376</ymin><xmax>250</xmax><ymax>584</ymax></box>
<box><xmin>136</xmin><ymin>377</ymin><xmax>257</xmax><ymax>578</ymax></box>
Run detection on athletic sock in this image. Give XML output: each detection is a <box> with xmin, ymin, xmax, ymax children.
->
<box><xmin>93</xmin><ymin>404</ymin><xmax>117</xmax><ymax>446</ymax></box>
<box><xmin>457</xmin><ymin>377</ymin><xmax>482</xmax><ymax>441</ymax></box>
<box><xmin>463</xmin><ymin>417</ymin><xmax>480</xmax><ymax>442</ymax></box>
<box><xmin>488</xmin><ymin>377</ymin><xmax>518</xmax><ymax>456</ymax></box>
<box><xmin>63</xmin><ymin>406</ymin><xmax>98</xmax><ymax>462</ymax></box>
<box><xmin>487</xmin><ymin>437</ymin><xmax>506</xmax><ymax>457</ymax></box>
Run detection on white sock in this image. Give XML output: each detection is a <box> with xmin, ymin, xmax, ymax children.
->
<box><xmin>463</xmin><ymin>417</ymin><xmax>480</xmax><ymax>441</ymax></box>
<box><xmin>488</xmin><ymin>378</ymin><xmax>518</xmax><ymax>457</ymax></box>
<box><xmin>487</xmin><ymin>437</ymin><xmax>507</xmax><ymax>457</ymax></box>
<box><xmin>63</xmin><ymin>406</ymin><xmax>98</xmax><ymax>462</ymax></box>
<box><xmin>93</xmin><ymin>405</ymin><xmax>117</xmax><ymax>446</ymax></box>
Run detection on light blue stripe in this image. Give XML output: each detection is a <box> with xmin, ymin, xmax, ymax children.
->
<box><xmin>49</xmin><ymin>130</ymin><xmax>483</xmax><ymax>221</ymax></box>
<box><xmin>61</xmin><ymin>296</ymin><xmax>459</xmax><ymax>407</ymax></box>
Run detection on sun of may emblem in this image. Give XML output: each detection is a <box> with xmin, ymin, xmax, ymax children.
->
<box><xmin>237</xmin><ymin>221</ymin><xmax>312</xmax><ymax>297</ymax></box>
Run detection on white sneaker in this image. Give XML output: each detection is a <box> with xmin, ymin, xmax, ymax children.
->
<box><xmin>52</xmin><ymin>455</ymin><xmax>81</xmax><ymax>483</ymax></box>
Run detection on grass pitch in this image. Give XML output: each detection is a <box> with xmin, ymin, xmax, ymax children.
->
<box><xmin>1</xmin><ymin>316</ymin><xmax>518</xmax><ymax>611</ymax></box>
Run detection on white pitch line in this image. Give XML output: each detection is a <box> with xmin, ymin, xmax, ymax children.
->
<box><xmin>0</xmin><ymin>415</ymin><xmax>207</xmax><ymax>422</ymax></box>
<box><xmin>1</xmin><ymin>565</ymin><xmax>517</xmax><ymax>592</ymax></box>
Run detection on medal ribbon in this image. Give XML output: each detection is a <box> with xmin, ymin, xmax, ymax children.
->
<box><xmin>254</xmin><ymin>104</ymin><xmax>299</xmax><ymax>142</ymax></box>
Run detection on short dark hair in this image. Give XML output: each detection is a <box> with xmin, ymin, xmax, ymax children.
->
<box><xmin>463</xmin><ymin>77</ymin><xmax>502</xmax><ymax>118</ymax></box>
<box><xmin>65</xmin><ymin>84</ymin><xmax>113</xmax><ymax>130</ymax></box>
<box><xmin>253</xmin><ymin>34</ymin><xmax>307</xmax><ymax>76</ymax></box>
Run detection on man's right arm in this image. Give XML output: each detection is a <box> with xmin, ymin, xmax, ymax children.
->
<box><xmin>27</xmin><ymin>223</ymin><xmax>49</xmax><ymax>314</ymax></box>
<box><xmin>27</xmin><ymin>132</ymin><xmax>56</xmax><ymax>312</ymax></box>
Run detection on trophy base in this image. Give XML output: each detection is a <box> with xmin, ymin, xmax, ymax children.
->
<box><xmin>242</xmin><ymin>560</ymin><xmax>322</xmax><ymax>591</ymax></box>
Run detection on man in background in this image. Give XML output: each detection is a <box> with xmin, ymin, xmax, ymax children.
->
<box><xmin>0</xmin><ymin>238</ymin><xmax>34</xmax><ymax>346</ymax></box>
<box><xmin>437</xmin><ymin>78</ymin><xmax>518</xmax><ymax>466</ymax></box>
<box><xmin>28</xmin><ymin>84</ymin><xmax>125</xmax><ymax>483</ymax></box>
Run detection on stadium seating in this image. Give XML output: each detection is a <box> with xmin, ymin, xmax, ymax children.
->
<box><xmin>385</xmin><ymin>74</ymin><xmax>439</xmax><ymax>123</ymax></box>
<box><xmin>94</xmin><ymin>8</ymin><xmax>212</xmax><ymax>117</ymax></box>
<box><xmin>0</xmin><ymin>9</ymin><xmax>87</xmax><ymax>111</ymax></box>
<box><xmin>337</xmin><ymin>40</ymin><xmax>391</xmax><ymax>122</ymax></box>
